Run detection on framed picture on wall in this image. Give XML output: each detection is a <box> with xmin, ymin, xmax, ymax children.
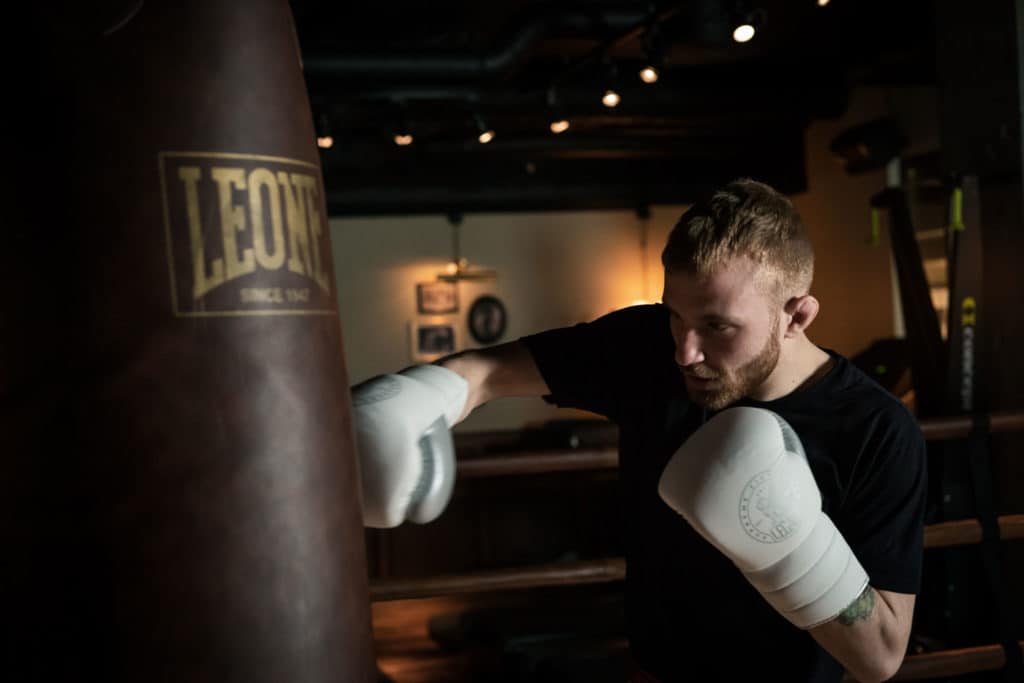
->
<box><xmin>416</xmin><ymin>281</ymin><xmax>458</xmax><ymax>314</ymax></box>
<box><xmin>468</xmin><ymin>295</ymin><xmax>507</xmax><ymax>345</ymax></box>
<box><xmin>410</xmin><ymin>320</ymin><xmax>458</xmax><ymax>362</ymax></box>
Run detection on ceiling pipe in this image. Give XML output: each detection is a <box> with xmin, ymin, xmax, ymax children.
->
<box><xmin>301</xmin><ymin>6</ymin><xmax>651</xmax><ymax>78</ymax></box>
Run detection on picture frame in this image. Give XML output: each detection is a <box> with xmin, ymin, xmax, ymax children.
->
<box><xmin>410</xmin><ymin>320</ymin><xmax>458</xmax><ymax>362</ymax></box>
<box><xmin>416</xmin><ymin>281</ymin><xmax>458</xmax><ymax>314</ymax></box>
<box><xmin>467</xmin><ymin>295</ymin><xmax>507</xmax><ymax>345</ymax></box>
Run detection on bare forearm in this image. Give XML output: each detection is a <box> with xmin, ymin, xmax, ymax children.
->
<box><xmin>810</xmin><ymin>587</ymin><xmax>914</xmax><ymax>682</ymax></box>
<box><xmin>436</xmin><ymin>341</ymin><xmax>549</xmax><ymax>422</ymax></box>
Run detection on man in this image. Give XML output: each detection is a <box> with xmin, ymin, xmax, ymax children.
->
<box><xmin>352</xmin><ymin>179</ymin><xmax>927</xmax><ymax>682</ymax></box>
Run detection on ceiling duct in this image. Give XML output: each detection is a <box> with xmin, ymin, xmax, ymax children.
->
<box><xmin>301</xmin><ymin>5</ymin><xmax>652</xmax><ymax>79</ymax></box>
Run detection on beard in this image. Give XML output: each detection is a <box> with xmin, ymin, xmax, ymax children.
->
<box><xmin>684</xmin><ymin>320</ymin><xmax>781</xmax><ymax>410</ymax></box>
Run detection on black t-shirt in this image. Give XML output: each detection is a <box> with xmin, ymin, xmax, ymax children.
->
<box><xmin>520</xmin><ymin>304</ymin><xmax>928</xmax><ymax>682</ymax></box>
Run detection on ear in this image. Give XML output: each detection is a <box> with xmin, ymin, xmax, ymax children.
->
<box><xmin>783</xmin><ymin>295</ymin><xmax>819</xmax><ymax>337</ymax></box>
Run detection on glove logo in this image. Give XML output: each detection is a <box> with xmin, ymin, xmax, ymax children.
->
<box><xmin>739</xmin><ymin>469</ymin><xmax>801</xmax><ymax>543</ymax></box>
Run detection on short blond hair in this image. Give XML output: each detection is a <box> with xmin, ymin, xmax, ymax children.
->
<box><xmin>661</xmin><ymin>178</ymin><xmax>814</xmax><ymax>300</ymax></box>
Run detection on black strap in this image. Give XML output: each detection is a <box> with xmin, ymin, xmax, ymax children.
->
<box><xmin>966</xmin><ymin>414</ymin><xmax>1023</xmax><ymax>678</ymax></box>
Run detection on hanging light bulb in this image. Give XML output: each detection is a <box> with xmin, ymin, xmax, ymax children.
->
<box><xmin>436</xmin><ymin>213</ymin><xmax>497</xmax><ymax>283</ymax></box>
<box><xmin>817</xmin><ymin>0</ymin><xmax>830</xmax><ymax>6</ymax></box>
<box><xmin>474</xmin><ymin>112</ymin><xmax>495</xmax><ymax>144</ymax></box>
<box><xmin>393</xmin><ymin>101</ymin><xmax>414</xmax><ymax>147</ymax></box>
<box><xmin>315</xmin><ymin>112</ymin><xmax>334</xmax><ymax>149</ymax></box>
<box><xmin>733</xmin><ymin>23</ymin><xmax>755</xmax><ymax>42</ymax></box>
<box><xmin>639</xmin><ymin>66</ymin><xmax>659</xmax><ymax>84</ymax></box>
<box><xmin>545</xmin><ymin>85</ymin><xmax>571</xmax><ymax>135</ymax></box>
<box><xmin>732</xmin><ymin>7</ymin><xmax>766</xmax><ymax>43</ymax></box>
<box><xmin>600</xmin><ymin>58</ymin><xmax>622</xmax><ymax>108</ymax></box>
<box><xmin>639</xmin><ymin>24</ymin><xmax>665</xmax><ymax>85</ymax></box>
<box><xmin>550</xmin><ymin>119</ymin><xmax>570</xmax><ymax>134</ymax></box>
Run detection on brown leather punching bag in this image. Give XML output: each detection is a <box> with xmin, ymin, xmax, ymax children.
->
<box><xmin>9</xmin><ymin>2</ymin><xmax>375</xmax><ymax>681</ymax></box>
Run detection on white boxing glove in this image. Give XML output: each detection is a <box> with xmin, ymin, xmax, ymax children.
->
<box><xmin>351</xmin><ymin>364</ymin><xmax>468</xmax><ymax>528</ymax></box>
<box><xmin>657</xmin><ymin>407</ymin><xmax>869</xmax><ymax>629</ymax></box>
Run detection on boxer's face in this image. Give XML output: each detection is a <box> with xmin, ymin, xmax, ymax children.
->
<box><xmin>662</xmin><ymin>255</ymin><xmax>782</xmax><ymax>410</ymax></box>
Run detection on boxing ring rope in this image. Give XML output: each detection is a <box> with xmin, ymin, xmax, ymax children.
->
<box><xmin>369</xmin><ymin>409</ymin><xmax>1024</xmax><ymax>679</ymax></box>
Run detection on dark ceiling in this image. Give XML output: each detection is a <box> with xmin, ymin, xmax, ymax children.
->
<box><xmin>289</xmin><ymin>0</ymin><xmax>937</xmax><ymax>216</ymax></box>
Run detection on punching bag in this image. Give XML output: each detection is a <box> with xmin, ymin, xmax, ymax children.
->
<box><xmin>14</xmin><ymin>2</ymin><xmax>376</xmax><ymax>680</ymax></box>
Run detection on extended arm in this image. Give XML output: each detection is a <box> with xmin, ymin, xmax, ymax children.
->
<box><xmin>436</xmin><ymin>340</ymin><xmax>550</xmax><ymax>423</ymax></box>
<box><xmin>350</xmin><ymin>340</ymin><xmax>549</xmax><ymax>528</ymax></box>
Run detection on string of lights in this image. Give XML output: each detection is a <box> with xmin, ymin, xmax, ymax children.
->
<box><xmin>314</xmin><ymin>1</ymin><xmax>836</xmax><ymax>150</ymax></box>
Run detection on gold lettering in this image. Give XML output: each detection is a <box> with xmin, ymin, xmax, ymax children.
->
<box><xmin>294</xmin><ymin>173</ymin><xmax>330</xmax><ymax>294</ymax></box>
<box><xmin>211</xmin><ymin>167</ymin><xmax>255</xmax><ymax>282</ymax></box>
<box><xmin>278</xmin><ymin>171</ymin><xmax>312</xmax><ymax>276</ymax></box>
<box><xmin>240</xmin><ymin>287</ymin><xmax>284</xmax><ymax>304</ymax></box>
<box><xmin>179</xmin><ymin>166</ymin><xmax>224</xmax><ymax>299</ymax></box>
<box><xmin>247</xmin><ymin>167</ymin><xmax>287</xmax><ymax>271</ymax></box>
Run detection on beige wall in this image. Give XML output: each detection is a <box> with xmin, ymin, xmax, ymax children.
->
<box><xmin>331</xmin><ymin>86</ymin><xmax>938</xmax><ymax>433</ymax></box>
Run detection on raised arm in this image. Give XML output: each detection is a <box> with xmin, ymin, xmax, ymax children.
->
<box><xmin>658</xmin><ymin>407</ymin><xmax>918</xmax><ymax>683</ymax></box>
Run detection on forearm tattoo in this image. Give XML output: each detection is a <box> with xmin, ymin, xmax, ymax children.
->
<box><xmin>837</xmin><ymin>585</ymin><xmax>876</xmax><ymax>625</ymax></box>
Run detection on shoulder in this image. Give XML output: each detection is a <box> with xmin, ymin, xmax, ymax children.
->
<box><xmin>593</xmin><ymin>303</ymin><xmax>669</xmax><ymax>329</ymax></box>
<box><xmin>518</xmin><ymin>304</ymin><xmax>674</xmax><ymax>376</ymax></box>
<box><xmin>831</xmin><ymin>352</ymin><xmax>923</xmax><ymax>442</ymax></box>
<box><xmin>520</xmin><ymin>304</ymin><xmax>669</xmax><ymax>355</ymax></box>
<box><xmin>810</xmin><ymin>352</ymin><xmax>927</xmax><ymax>488</ymax></box>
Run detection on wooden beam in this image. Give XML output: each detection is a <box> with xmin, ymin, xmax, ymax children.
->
<box><xmin>918</xmin><ymin>409</ymin><xmax>1024</xmax><ymax>441</ymax></box>
<box><xmin>458</xmin><ymin>449</ymin><xmax>617</xmax><ymax>478</ymax></box>
<box><xmin>924</xmin><ymin>514</ymin><xmax>1024</xmax><ymax>548</ymax></box>
<box><xmin>844</xmin><ymin>640</ymin><xmax>1024</xmax><ymax>681</ymax></box>
<box><xmin>370</xmin><ymin>558</ymin><xmax>626</xmax><ymax>602</ymax></box>
<box><xmin>452</xmin><ymin>411</ymin><xmax>1024</xmax><ymax>480</ymax></box>
<box><xmin>371</xmin><ymin>516</ymin><xmax>1024</xmax><ymax>601</ymax></box>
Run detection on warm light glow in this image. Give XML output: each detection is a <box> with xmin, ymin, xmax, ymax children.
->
<box><xmin>818</xmin><ymin>0</ymin><xmax>830</xmax><ymax>6</ymax></box>
<box><xmin>394</xmin><ymin>133</ymin><xmax>413</xmax><ymax>146</ymax></box>
<box><xmin>478</xmin><ymin>130</ymin><xmax>495</xmax><ymax>144</ymax></box>
<box><xmin>602</xmin><ymin>89</ymin><xmax>621</xmax><ymax>108</ymax></box>
<box><xmin>733</xmin><ymin>24</ymin><xmax>755</xmax><ymax>42</ymax></box>
<box><xmin>639</xmin><ymin>66</ymin><xmax>659</xmax><ymax>84</ymax></box>
<box><xmin>550</xmin><ymin>119</ymin><xmax>570</xmax><ymax>134</ymax></box>
<box><xmin>445</xmin><ymin>262</ymin><xmax>459</xmax><ymax>275</ymax></box>
<box><xmin>316</xmin><ymin>135</ymin><xmax>334</xmax><ymax>149</ymax></box>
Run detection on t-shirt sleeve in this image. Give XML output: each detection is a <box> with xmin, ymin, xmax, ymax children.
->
<box><xmin>519</xmin><ymin>304</ymin><xmax>671</xmax><ymax>424</ymax></box>
<box><xmin>837</xmin><ymin>403</ymin><xmax>929</xmax><ymax>594</ymax></box>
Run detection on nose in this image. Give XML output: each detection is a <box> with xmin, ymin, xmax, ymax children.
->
<box><xmin>674</xmin><ymin>327</ymin><xmax>704</xmax><ymax>367</ymax></box>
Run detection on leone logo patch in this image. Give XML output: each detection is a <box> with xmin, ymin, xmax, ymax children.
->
<box><xmin>159</xmin><ymin>151</ymin><xmax>336</xmax><ymax>317</ymax></box>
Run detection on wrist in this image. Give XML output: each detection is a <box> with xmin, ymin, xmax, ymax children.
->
<box><xmin>436</xmin><ymin>350</ymin><xmax>495</xmax><ymax>420</ymax></box>
<box><xmin>400</xmin><ymin>363</ymin><xmax>468</xmax><ymax>427</ymax></box>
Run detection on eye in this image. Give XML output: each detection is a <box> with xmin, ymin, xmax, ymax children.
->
<box><xmin>707</xmin><ymin>322</ymin><xmax>732</xmax><ymax>333</ymax></box>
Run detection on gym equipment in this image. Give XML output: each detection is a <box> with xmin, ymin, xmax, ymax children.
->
<box><xmin>10</xmin><ymin>2</ymin><xmax>377</xmax><ymax>681</ymax></box>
